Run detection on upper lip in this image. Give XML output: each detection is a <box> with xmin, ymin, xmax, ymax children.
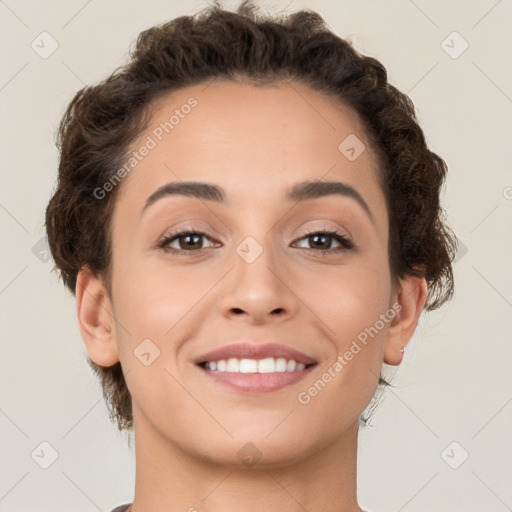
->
<box><xmin>194</xmin><ymin>342</ymin><xmax>318</xmax><ymax>365</ymax></box>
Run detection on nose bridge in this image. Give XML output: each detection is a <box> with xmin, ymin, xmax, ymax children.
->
<box><xmin>220</xmin><ymin>228</ymin><xmax>295</xmax><ymax>321</ymax></box>
<box><xmin>230</xmin><ymin>201</ymin><xmax>281</xmax><ymax>279</ymax></box>
<box><xmin>233</xmin><ymin>231</ymin><xmax>280</xmax><ymax>294</ymax></box>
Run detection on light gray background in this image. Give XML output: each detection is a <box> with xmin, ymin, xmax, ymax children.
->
<box><xmin>1</xmin><ymin>1</ymin><xmax>511</xmax><ymax>511</ymax></box>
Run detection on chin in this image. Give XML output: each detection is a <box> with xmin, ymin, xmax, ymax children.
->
<box><xmin>191</xmin><ymin>427</ymin><xmax>316</xmax><ymax>469</ymax></box>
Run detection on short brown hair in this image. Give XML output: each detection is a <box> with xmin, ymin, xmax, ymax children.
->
<box><xmin>45</xmin><ymin>0</ymin><xmax>456</xmax><ymax>432</ymax></box>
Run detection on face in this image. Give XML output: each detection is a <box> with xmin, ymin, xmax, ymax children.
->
<box><xmin>103</xmin><ymin>79</ymin><xmax>401</xmax><ymax>465</ymax></box>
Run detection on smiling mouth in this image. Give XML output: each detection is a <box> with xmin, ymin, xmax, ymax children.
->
<box><xmin>196</xmin><ymin>357</ymin><xmax>318</xmax><ymax>393</ymax></box>
<box><xmin>197</xmin><ymin>357</ymin><xmax>317</xmax><ymax>373</ymax></box>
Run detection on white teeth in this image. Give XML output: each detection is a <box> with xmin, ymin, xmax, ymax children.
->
<box><xmin>239</xmin><ymin>359</ymin><xmax>258</xmax><ymax>373</ymax></box>
<box><xmin>226</xmin><ymin>358</ymin><xmax>239</xmax><ymax>372</ymax></box>
<box><xmin>275</xmin><ymin>357</ymin><xmax>287</xmax><ymax>372</ymax></box>
<box><xmin>203</xmin><ymin>357</ymin><xmax>311</xmax><ymax>373</ymax></box>
<box><xmin>258</xmin><ymin>357</ymin><xmax>275</xmax><ymax>373</ymax></box>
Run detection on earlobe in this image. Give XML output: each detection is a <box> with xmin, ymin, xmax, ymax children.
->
<box><xmin>383</xmin><ymin>274</ymin><xmax>428</xmax><ymax>366</ymax></box>
<box><xmin>75</xmin><ymin>267</ymin><xmax>120</xmax><ymax>367</ymax></box>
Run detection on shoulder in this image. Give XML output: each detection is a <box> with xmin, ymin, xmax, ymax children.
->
<box><xmin>110</xmin><ymin>505</ymin><xmax>131</xmax><ymax>512</ymax></box>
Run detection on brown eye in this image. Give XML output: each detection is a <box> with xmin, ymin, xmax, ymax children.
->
<box><xmin>175</xmin><ymin>233</ymin><xmax>204</xmax><ymax>250</ymax></box>
<box><xmin>293</xmin><ymin>230</ymin><xmax>353</xmax><ymax>252</ymax></box>
<box><xmin>159</xmin><ymin>230</ymin><xmax>217</xmax><ymax>253</ymax></box>
<box><xmin>307</xmin><ymin>233</ymin><xmax>333</xmax><ymax>250</ymax></box>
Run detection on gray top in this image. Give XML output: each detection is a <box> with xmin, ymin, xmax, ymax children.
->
<box><xmin>110</xmin><ymin>503</ymin><xmax>368</xmax><ymax>511</ymax></box>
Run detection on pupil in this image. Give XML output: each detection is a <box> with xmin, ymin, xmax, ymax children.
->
<box><xmin>182</xmin><ymin>234</ymin><xmax>201</xmax><ymax>249</ymax></box>
<box><xmin>311</xmin><ymin>234</ymin><xmax>330</xmax><ymax>249</ymax></box>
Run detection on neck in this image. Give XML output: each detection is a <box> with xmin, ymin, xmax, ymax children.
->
<box><xmin>128</xmin><ymin>413</ymin><xmax>362</xmax><ymax>512</ymax></box>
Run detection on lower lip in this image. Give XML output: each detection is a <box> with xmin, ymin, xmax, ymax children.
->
<box><xmin>197</xmin><ymin>365</ymin><xmax>317</xmax><ymax>393</ymax></box>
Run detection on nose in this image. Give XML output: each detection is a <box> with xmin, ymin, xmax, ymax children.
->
<box><xmin>219</xmin><ymin>237</ymin><xmax>298</xmax><ymax>325</ymax></box>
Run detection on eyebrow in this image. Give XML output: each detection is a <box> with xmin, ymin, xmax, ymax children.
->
<box><xmin>141</xmin><ymin>180</ymin><xmax>374</xmax><ymax>222</ymax></box>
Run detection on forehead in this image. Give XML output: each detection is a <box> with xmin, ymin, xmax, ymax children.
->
<box><xmin>113</xmin><ymin>79</ymin><xmax>386</xmax><ymax>228</ymax></box>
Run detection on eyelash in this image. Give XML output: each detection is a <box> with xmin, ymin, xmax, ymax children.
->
<box><xmin>157</xmin><ymin>228</ymin><xmax>354</xmax><ymax>255</ymax></box>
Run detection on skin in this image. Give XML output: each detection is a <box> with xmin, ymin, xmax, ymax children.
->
<box><xmin>76</xmin><ymin>79</ymin><xmax>427</xmax><ymax>512</ymax></box>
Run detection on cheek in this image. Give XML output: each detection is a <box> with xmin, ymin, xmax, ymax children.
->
<box><xmin>297</xmin><ymin>266</ymin><xmax>392</xmax><ymax>413</ymax></box>
<box><xmin>304</xmin><ymin>262</ymin><xmax>391</xmax><ymax>340</ymax></box>
<box><xmin>302</xmin><ymin>261</ymin><xmax>392</xmax><ymax>407</ymax></box>
<box><xmin>110</xmin><ymin>260</ymin><xmax>213</xmax><ymax>414</ymax></box>
<box><xmin>111</xmin><ymin>255</ymin><xmax>223</xmax><ymax>355</ymax></box>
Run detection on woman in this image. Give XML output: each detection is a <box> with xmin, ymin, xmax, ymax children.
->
<box><xmin>45</xmin><ymin>1</ymin><xmax>456</xmax><ymax>511</ymax></box>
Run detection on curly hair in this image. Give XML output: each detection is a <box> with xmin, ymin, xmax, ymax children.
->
<box><xmin>45</xmin><ymin>0</ymin><xmax>456</xmax><ymax>433</ymax></box>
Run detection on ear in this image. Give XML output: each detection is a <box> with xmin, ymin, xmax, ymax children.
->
<box><xmin>75</xmin><ymin>266</ymin><xmax>120</xmax><ymax>367</ymax></box>
<box><xmin>383</xmin><ymin>273</ymin><xmax>428</xmax><ymax>366</ymax></box>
